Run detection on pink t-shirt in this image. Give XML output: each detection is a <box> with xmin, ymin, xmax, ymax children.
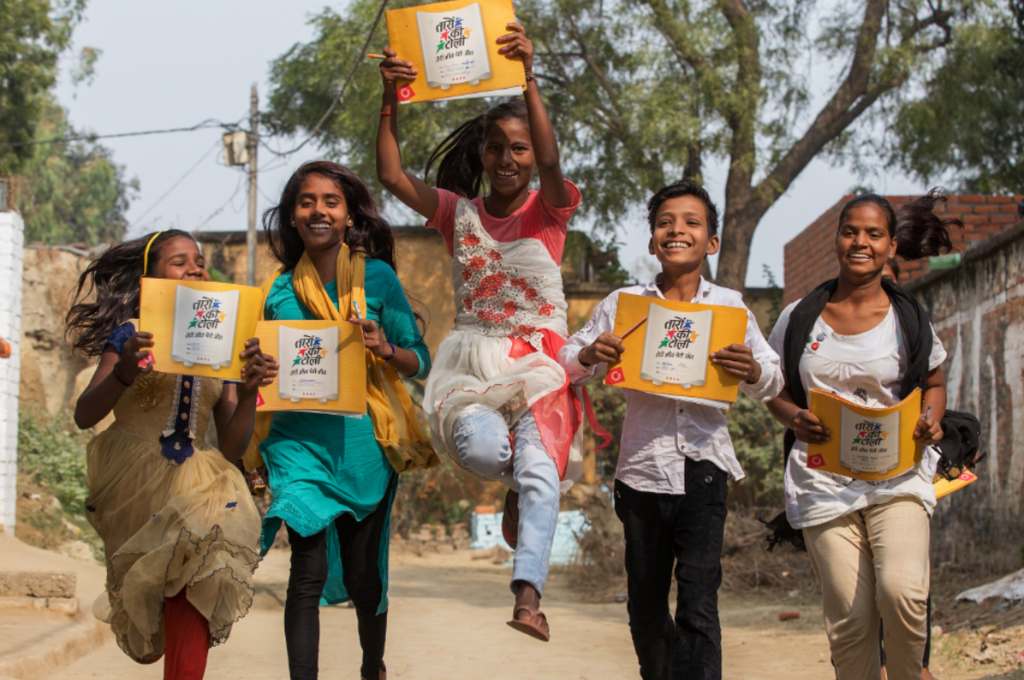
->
<box><xmin>426</xmin><ymin>180</ymin><xmax>582</xmax><ymax>263</ymax></box>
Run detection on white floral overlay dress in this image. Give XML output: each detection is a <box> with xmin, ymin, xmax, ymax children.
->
<box><xmin>423</xmin><ymin>198</ymin><xmax>585</xmax><ymax>483</ymax></box>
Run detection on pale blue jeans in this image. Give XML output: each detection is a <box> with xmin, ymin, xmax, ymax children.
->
<box><xmin>452</xmin><ymin>405</ymin><xmax>560</xmax><ymax>594</ymax></box>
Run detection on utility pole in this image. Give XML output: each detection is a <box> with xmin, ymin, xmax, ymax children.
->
<box><xmin>246</xmin><ymin>83</ymin><xmax>259</xmax><ymax>286</ymax></box>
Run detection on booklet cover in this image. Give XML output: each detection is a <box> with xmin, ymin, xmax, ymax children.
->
<box><xmin>639</xmin><ymin>305</ymin><xmax>713</xmax><ymax>388</ymax></box>
<box><xmin>139</xmin><ymin>278</ymin><xmax>262</xmax><ymax>380</ymax></box>
<box><xmin>807</xmin><ymin>387</ymin><xmax>922</xmax><ymax>481</ymax></box>
<box><xmin>170</xmin><ymin>286</ymin><xmax>239</xmax><ymax>370</ymax></box>
<box><xmin>278</xmin><ymin>325</ymin><xmax>339</xmax><ymax>403</ymax></box>
<box><xmin>386</xmin><ymin>0</ymin><xmax>525</xmax><ymax>103</ymax></box>
<box><xmin>254</xmin><ymin>320</ymin><xmax>366</xmax><ymax>416</ymax></box>
<box><xmin>604</xmin><ymin>294</ymin><xmax>747</xmax><ymax>408</ymax></box>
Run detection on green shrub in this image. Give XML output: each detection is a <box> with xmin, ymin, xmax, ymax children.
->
<box><xmin>727</xmin><ymin>394</ymin><xmax>785</xmax><ymax>507</ymax></box>
<box><xmin>17</xmin><ymin>412</ymin><xmax>90</xmax><ymax>515</ymax></box>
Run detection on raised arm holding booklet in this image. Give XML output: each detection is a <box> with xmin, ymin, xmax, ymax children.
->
<box><xmin>385</xmin><ymin>0</ymin><xmax>525</xmax><ymax>103</ymax></box>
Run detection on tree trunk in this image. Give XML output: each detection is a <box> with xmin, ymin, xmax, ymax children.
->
<box><xmin>714</xmin><ymin>200</ymin><xmax>765</xmax><ymax>291</ymax></box>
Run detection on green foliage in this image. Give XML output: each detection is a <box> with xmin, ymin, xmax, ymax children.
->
<box><xmin>0</xmin><ymin>0</ymin><xmax>85</xmax><ymax>174</ymax></box>
<box><xmin>563</xmin><ymin>230</ymin><xmax>632</xmax><ymax>288</ymax></box>
<box><xmin>17</xmin><ymin>411</ymin><xmax>90</xmax><ymax>515</ymax></box>
<box><xmin>890</xmin><ymin>11</ymin><xmax>1024</xmax><ymax>193</ymax></box>
<box><xmin>266</xmin><ymin>0</ymin><xmax>975</xmax><ymax>289</ymax></box>
<box><xmin>585</xmin><ymin>381</ymin><xmax>628</xmax><ymax>480</ymax></box>
<box><xmin>16</xmin><ymin>97</ymin><xmax>138</xmax><ymax>245</ymax></box>
<box><xmin>727</xmin><ymin>394</ymin><xmax>784</xmax><ymax>507</ymax></box>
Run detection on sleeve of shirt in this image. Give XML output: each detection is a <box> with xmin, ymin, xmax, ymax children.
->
<box><xmin>739</xmin><ymin>306</ymin><xmax>785</xmax><ymax>402</ymax></box>
<box><xmin>424</xmin><ymin>188</ymin><xmax>460</xmax><ymax>254</ymax></box>
<box><xmin>559</xmin><ymin>288</ymin><xmax>619</xmax><ymax>385</ymax></box>
<box><xmin>380</xmin><ymin>268</ymin><xmax>432</xmax><ymax>380</ymax></box>
<box><xmin>767</xmin><ymin>301</ymin><xmax>797</xmax><ymax>365</ymax></box>
<box><xmin>928</xmin><ymin>324</ymin><xmax>948</xmax><ymax>371</ymax></box>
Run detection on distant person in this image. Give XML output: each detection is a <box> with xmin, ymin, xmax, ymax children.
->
<box><xmin>66</xmin><ymin>230</ymin><xmax>275</xmax><ymax>679</ymax></box>
<box><xmin>766</xmin><ymin>191</ymin><xmax>959</xmax><ymax>680</ymax></box>
<box><xmin>560</xmin><ymin>180</ymin><xmax>784</xmax><ymax>680</ymax></box>
<box><xmin>256</xmin><ymin>160</ymin><xmax>432</xmax><ymax>680</ymax></box>
<box><xmin>376</xmin><ymin>21</ymin><xmax>590</xmax><ymax>641</ymax></box>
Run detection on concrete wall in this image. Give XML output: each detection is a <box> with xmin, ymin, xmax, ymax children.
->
<box><xmin>909</xmin><ymin>222</ymin><xmax>1024</xmax><ymax>562</ymax></box>
<box><xmin>0</xmin><ymin>212</ymin><xmax>25</xmax><ymax>533</ymax></box>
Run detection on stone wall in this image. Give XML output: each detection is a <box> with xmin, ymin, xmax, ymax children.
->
<box><xmin>0</xmin><ymin>212</ymin><xmax>25</xmax><ymax>533</ymax></box>
<box><xmin>908</xmin><ymin>222</ymin><xmax>1024</xmax><ymax>561</ymax></box>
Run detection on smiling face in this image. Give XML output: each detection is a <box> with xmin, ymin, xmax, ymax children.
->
<box><xmin>835</xmin><ymin>203</ymin><xmax>897</xmax><ymax>282</ymax></box>
<box><xmin>648</xmin><ymin>195</ymin><xmax>719</xmax><ymax>272</ymax></box>
<box><xmin>153</xmin><ymin>236</ymin><xmax>208</xmax><ymax>281</ymax></box>
<box><xmin>481</xmin><ymin>116</ymin><xmax>534</xmax><ymax>199</ymax></box>
<box><xmin>292</xmin><ymin>173</ymin><xmax>351</xmax><ymax>255</ymax></box>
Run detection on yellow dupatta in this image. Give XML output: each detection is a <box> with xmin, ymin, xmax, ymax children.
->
<box><xmin>242</xmin><ymin>244</ymin><xmax>438</xmax><ymax>473</ymax></box>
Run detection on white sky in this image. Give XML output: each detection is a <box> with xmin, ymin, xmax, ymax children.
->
<box><xmin>55</xmin><ymin>1</ymin><xmax>924</xmax><ymax>287</ymax></box>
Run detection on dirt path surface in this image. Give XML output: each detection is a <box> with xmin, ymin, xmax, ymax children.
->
<box><xmin>48</xmin><ymin>548</ymin><xmax>1009</xmax><ymax>679</ymax></box>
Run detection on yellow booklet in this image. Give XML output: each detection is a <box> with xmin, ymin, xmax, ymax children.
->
<box><xmin>807</xmin><ymin>388</ymin><xmax>922</xmax><ymax>481</ymax></box>
<box><xmin>254</xmin><ymin>320</ymin><xmax>367</xmax><ymax>416</ymax></box>
<box><xmin>604</xmin><ymin>294</ymin><xmax>748</xmax><ymax>407</ymax></box>
<box><xmin>934</xmin><ymin>469</ymin><xmax>979</xmax><ymax>500</ymax></box>
<box><xmin>138</xmin><ymin>278</ymin><xmax>263</xmax><ymax>380</ymax></box>
<box><xmin>385</xmin><ymin>0</ymin><xmax>525</xmax><ymax>104</ymax></box>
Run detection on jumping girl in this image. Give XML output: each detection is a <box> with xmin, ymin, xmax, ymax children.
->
<box><xmin>258</xmin><ymin>160</ymin><xmax>431</xmax><ymax>680</ymax></box>
<box><xmin>67</xmin><ymin>229</ymin><xmax>275</xmax><ymax>679</ymax></box>
<box><xmin>377</xmin><ymin>22</ymin><xmax>585</xmax><ymax>641</ymax></box>
<box><xmin>766</xmin><ymin>191</ymin><xmax>959</xmax><ymax>680</ymax></box>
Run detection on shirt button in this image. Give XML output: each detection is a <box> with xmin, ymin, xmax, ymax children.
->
<box><xmin>704</xmin><ymin>475</ymin><xmax>713</xmax><ymax>484</ymax></box>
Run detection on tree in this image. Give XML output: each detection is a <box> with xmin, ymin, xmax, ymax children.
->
<box><xmin>0</xmin><ymin>0</ymin><xmax>85</xmax><ymax>174</ymax></box>
<box><xmin>16</xmin><ymin>97</ymin><xmax>138</xmax><ymax>244</ymax></box>
<box><xmin>890</xmin><ymin>5</ymin><xmax>1024</xmax><ymax>193</ymax></box>
<box><xmin>266</xmin><ymin>0</ymin><xmax>973</xmax><ymax>290</ymax></box>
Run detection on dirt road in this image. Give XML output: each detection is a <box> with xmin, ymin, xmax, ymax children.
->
<box><xmin>49</xmin><ymin>547</ymin><xmax>993</xmax><ymax>679</ymax></box>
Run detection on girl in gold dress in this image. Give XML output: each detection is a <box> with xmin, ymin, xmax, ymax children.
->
<box><xmin>66</xmin><ymin>229</ymin><xmax>277</xmax><ymax>679</ymax></box>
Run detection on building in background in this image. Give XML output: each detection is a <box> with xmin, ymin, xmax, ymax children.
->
<box><xmin>784</xmin><ymin>193</ymin><xmax>1024</xmax><ymax>304</ymax></box>
<box><xmin>0</xmin><ymin>204</ymin><xmax>25</xmax><ymax>535</ymax></box>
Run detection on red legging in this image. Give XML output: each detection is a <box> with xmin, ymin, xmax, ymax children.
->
<box><xmin>163</xmin><ymin>591</ymin><xmax>210</xmax><ymax>680</ymax></box>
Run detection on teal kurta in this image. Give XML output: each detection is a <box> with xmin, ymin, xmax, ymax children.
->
<box><xmin>259</xmin><ymin>258</ymin><xmax>430</xmax><ymax>610</ymax></box>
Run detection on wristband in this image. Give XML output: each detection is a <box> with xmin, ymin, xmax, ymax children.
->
<box><xmin>380</xmin><ymin>103</ymin><xmax>393</xmax><ymax>117</ymax></box>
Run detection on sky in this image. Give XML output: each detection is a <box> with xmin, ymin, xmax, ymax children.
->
<box><xmin>55</xmin><ymin>1</ymin><xmax>924</xmax><ymax>287</ymax></box>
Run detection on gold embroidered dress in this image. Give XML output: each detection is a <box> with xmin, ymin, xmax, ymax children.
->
<box><xmin>85</xmin><ymin>323</ymin><xmax>261</xmax><ymax>663</ymax></box>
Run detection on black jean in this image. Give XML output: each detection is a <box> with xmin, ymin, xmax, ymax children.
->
<box><xmin>614</xmin><ymin>460</ymin><xmax>728</xmax><ymax>680</ymax></box>
<box><xmin>284</xmin><ymin>488</ymin><xmax>392</xmax><ymax>680</ymax></box>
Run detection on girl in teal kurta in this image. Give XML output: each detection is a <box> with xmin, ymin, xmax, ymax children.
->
<box><xmin>259</xmin><ymin>161</ymin><xmax>430</xmax><ymax>680</ymax></box>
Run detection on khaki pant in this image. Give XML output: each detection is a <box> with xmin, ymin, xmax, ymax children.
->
<box><xmin>803</xmin><ymin>498</ymin><xmax>930</xmax><ymax>680</ymax></box>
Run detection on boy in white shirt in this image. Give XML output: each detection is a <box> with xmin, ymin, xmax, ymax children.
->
<box><xmin>559</xmin><ymin>180</ymin><xmax>783</xmax><ymax>680</ymax></box>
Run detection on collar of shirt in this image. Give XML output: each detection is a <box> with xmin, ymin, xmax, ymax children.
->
<box><xmin>640</xmin><ymin>276</ymin><xmax>714</xmax><ymax>303</ymax></box>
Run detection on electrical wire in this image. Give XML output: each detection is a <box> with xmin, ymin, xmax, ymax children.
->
<box><xmin>260</xmin><ymin>0</ymin><xmax>389</xmax><ymax>158</ymax></box>
<box><xmin>0</xmin><ymin>117</ymin><xmax>243</xmax><ymax>150</ymax></box>
<box><xmin>195</xmin><ymin>171</ymin><xmax>247</xmax><ymax>230</ymax></box>
<box><xmin>130</xmin><ymin>138</ymin><xmax>223</xmax><ymax>228</ymax></box>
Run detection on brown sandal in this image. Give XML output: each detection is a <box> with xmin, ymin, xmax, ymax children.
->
<box><xmin>502</xmin><ymin>490</ymin><xmax>519</xmax><ymax>549</ymax></box>
<box><xmin>506</xmin><ymin>606</ymin><xmax>550</xmax><ymax>642</ymax></box>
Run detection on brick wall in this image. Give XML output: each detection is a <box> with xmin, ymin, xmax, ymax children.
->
<box><xmin>783</xmin><ymin>194</ymin><xmax>1024</xmax><ymax>304</ymax></box>
<box><xmin>0</xmin><ymin>212</ymin><xmax>24</xmax><ymax>534</ymax></box>
<box><xmin>909</xmin><ymin>222</ymin><xmax>1024</xmax><ymax>566</ymax></box>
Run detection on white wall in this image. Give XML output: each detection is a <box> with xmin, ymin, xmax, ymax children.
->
<box><xmin>0</xmin><ymin>211</ymin><xmax>24</xmax><ymax>533</ymax></box>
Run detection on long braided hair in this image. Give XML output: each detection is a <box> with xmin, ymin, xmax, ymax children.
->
<box><xmin>423</xmin><ymin>99</ymin><xmax>529</xmax><ymax>198</ymax></box>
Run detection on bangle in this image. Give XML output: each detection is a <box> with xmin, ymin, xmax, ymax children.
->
<box><xmin>385</xmin><ymin>341</ymin><xmax>398</xmax><ymax>361</ymax></box>
<box><xmin>524</xmin><ymin>71</ymin><xmax>535</xmax><ymax>82</ymax></box>
<box><xmin>380</xmin><ymin>104</ymin><xmax>393</xmax><ymax>117</ymax></box>
<box><xmin>113</xmin><ymin>364</ymin><xmax>134</xmax><ymax>387</ymax></box>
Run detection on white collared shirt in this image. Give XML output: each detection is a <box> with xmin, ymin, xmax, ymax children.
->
<box><xmin>559</xmin><ymin>277</ymin><xmax>784</xmax><ymax>494</ymax></box>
